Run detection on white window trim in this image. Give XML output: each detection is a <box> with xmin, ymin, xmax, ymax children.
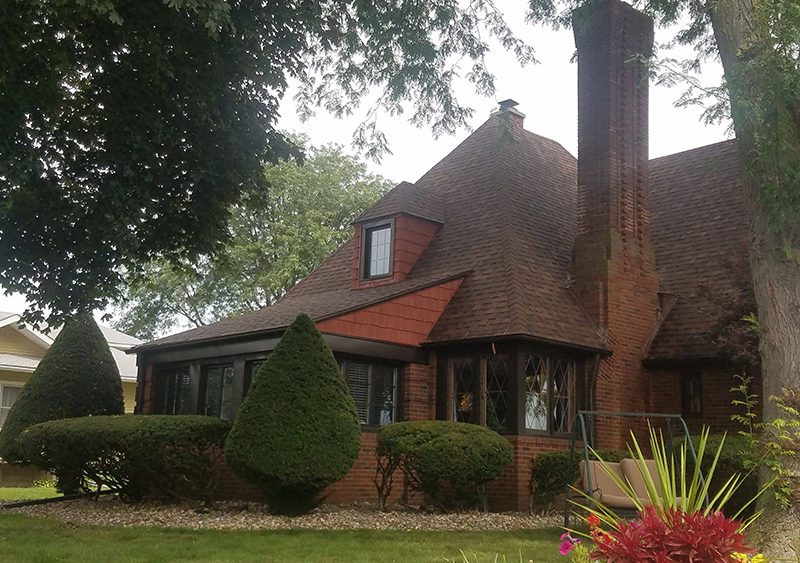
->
<box><xmin>0</xmin><ymin>381</ymin><xmax>24</xmax><ymax>428</ymax></box>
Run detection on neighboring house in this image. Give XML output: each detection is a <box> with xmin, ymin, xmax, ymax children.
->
<box><xmin>131</xmin><ymin>0</ymin><xmax>754</xmax><ymax>510</ymax></box>
<box><xmin>0</xmin><ymin>311</ymin><xmax>141</xmax><ymax>424</ymax></box>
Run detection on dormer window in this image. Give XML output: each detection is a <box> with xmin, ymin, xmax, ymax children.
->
<box><xmin>362</xmin><ymin>220</ymin><xmax>393</xmax><ymax>279</ymax></box>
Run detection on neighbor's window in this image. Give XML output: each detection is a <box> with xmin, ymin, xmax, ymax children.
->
<box><xmin>681</xmin><ymin>372</ymin><xmax>702</xmax><ymax>416</ymax></box>
<box><xmin>0</xmin><ymin>384</ymin><xmax>22</xmax><ymax>427</ymax></box>
<box><xmin>158</xmin><ymin>367</ymin><xmax>194</xmax><ymax>415</ymax></box>
<box><xmin>363</xmin><ymin>222</ymin><xmax>392</xmax><ymax>278</ymax></box>
<box><xmin>341</xmin><ymin>360</ymin><xmax>398</xmax><ymax>426</ymax></box>
<box><xmin>524</xmin><ymin>354</ymin><xmax>576</xmax><ymax>434</ymax></box>
<box><xmin>201</xmin><ymin>364</ymin><xmax>235</xmax><ymax>421</ymax></box>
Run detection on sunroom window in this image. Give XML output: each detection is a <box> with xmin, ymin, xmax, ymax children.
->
<box><xmin>341</xmin><ymin>360</ymin><xmax>398</xmax><ymax>426</ymax></box>
<box><xmin>201</xmin><ymin>364</ymin><xmax>235</xmax><ymax>421</ymax></box>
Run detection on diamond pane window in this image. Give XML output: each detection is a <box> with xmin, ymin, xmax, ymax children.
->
<box><xmin>452</xmin><ymin>358</ymin><xmax>478</xmax><ymax>423</ymax></box>
<box><xmin>551</xmin><ymin>359</ymin><xmax>575</xmax><ymax>434</ymax></box>
<box><xmin>486</xmin><ymin>355</ymin><xmax>510</xmax><ymax>432</ymax></box>
<box><xmin>364</xmin><ymin>224</ymin><xmax>392</xmax><ymax>278</ymax></box>
<box><xmin>524</xmin><ymin>355</ymin><xmax>549</xmax><ymax>430</ymax></box>
<box><xmin>342</xmin><ymin>361</ymin><xmax>398</xmax><ymax>426</ymax></box>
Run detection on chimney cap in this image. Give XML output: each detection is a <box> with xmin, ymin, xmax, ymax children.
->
<box><xmin>498</xmin><ymin>99</ymin><xmax>519</xmax><ymax>111</ymax></box>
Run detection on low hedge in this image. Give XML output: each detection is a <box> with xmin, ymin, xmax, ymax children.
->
<box><xmin>17</xmin><ymin>415</ymin><xmax>230</xmax><ymax>501</ymax></box>
<box><xmin>376</xmin><ymin>421</ymin><xmax>512</xmax><ymax>511</ymax></box>
<box><xmin>529</xmin><ymin>449</ymin><xmax>627</xmax><ymax>511</ymax></box>
<box><xmin>672</xmin><ymin>433</ymin><xmax>759</xmax><ymax>518</ymax></box>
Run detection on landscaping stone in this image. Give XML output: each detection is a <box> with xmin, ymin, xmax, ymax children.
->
<box><xmin>6</xmin><ymin>498</ymin><xmax>561</xmax><ymax>531</ymax></box>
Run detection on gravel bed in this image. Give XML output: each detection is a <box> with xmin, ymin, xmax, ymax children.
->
<box><xmin>5</xmin><ymin>498</ymin><xmax>561</xmax><ymax>531</ymax></box>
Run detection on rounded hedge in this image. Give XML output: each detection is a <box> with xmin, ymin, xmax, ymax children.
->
<box><xmin>224</xmin><ymin>314</ymin><xmax>360</xmax><ymax>514</ymax></box>
<box><xmin>0</xmin><ymin>314</ymin><xmax>124</xmax><ymax>466</ymax></box>
<box><xmin>377</xmin><ymin>420</ymin><xmax>513</xmax><ymax>510</ymax></box>
<box><xmin>17</xmin><ymin>415</ymin><xmax>230</xmax><ymax>500</ymax></box>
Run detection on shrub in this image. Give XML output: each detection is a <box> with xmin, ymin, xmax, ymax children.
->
<box><xmin>529</xmin><ymin>449</ymin><xmax>626</xmax><ymax>511</ymax></box>
<box><xmin>0</xmin><ymin>314</ymin><xmax>124</xmax><ymax>479</ymax></box>
<box><xmin>376</xmin><ymin>420</ymin><xmax>512</xmax><ymax>511</ymax></box>
<box><xmin>224</xmin><ymin>314</ymin><xmax>360</xmax><ymax>515</ymax></box>
<box><xmin>16</xmin><ymin>415</ymin><xmax>229</xmax><ymax>500</ymax></box>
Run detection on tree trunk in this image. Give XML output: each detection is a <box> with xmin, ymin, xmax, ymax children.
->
<box><xmin>709</xmin><ymin>0</ymin><xmax>800</xmax><ymax>556</ymax></box>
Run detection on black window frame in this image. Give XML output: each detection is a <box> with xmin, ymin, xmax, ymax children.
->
<box><xmin>360</xmin><ymin>219</ymin><xmax>394</xmax><ymax>280</ymax></box>
<box><xmin>681</xmin><ymin>371</ymin><xmax>703</xmax><ymax>417</ymax></box>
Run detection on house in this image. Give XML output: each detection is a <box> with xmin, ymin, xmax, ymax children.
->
<box><xmin>131</xmin><ymin>0</ymin><xmax>754</xmax><ymax>510</ymax></box>
<box><xmin>0</xmin><ymin>311</ymin><xmax>141</xmax><ymax>420</ymax></box>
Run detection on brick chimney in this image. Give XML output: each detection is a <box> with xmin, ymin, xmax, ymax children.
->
<box><xmin>571</xmin><ymin>0</ymin><xmax>660</xmax><ymax>446</ymax></box>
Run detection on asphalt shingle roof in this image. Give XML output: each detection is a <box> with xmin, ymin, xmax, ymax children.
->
<box><xmin>135</xmin><ymin>119</ymin><xmax>749</xmax><ymax>361</ymax></box>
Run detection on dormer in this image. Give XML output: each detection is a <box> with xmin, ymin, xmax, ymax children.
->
<box><xmin>352</xmin><ymin>182</ymin><xmax>444</xmax><ymax>289</ymax></box>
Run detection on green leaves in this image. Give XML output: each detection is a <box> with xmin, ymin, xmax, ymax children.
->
<box><xmin>113</xmin><ymin>139</ymin><xmax>390</xmax><ymax>339</ymax></box>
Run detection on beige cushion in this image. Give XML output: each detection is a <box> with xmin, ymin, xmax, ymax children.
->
<box><xmin>621</xmin><ymin>458</ymin><xmax>663</xmax><ymax>500</ymax></box>
<box><xmin>580</xmin><ymin>460</ymin><xmax>644</xmax><ymax>509</ymax></box>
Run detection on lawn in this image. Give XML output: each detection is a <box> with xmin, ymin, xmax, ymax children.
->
<box><xmin>0</xmin><ymin>512</ymin><xmax>567</xmax><ymax>562</ymax></box>
<box><xmin>0</xmin><ymin>487</ymin><xmax>59</xmax><ymax>501</ymax></box>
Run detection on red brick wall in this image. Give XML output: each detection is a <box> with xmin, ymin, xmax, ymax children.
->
<box><xmin>139</xmin><ymin>364</ymin><xmax>157</xmax><ymax>415</ymax></box>
<box><xmin>316</xmin><ymin>279</ymin><xmax>463</xmax><ymax>346</ymax></box>
<box><xmin>352</xmin><ymin>214</ymin><xmax>440</xmax><ymax>289</ymax></box>
<box><xmin>649</xmin><ymin>366</ymin><xmax>763</xmax><ymax>435</ymax></box>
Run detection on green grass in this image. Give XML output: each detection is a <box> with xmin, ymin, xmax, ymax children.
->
<box><xmin>0</xmin><ymin>487</ymin><xmax>59</xmax><ymax>501</ymax></box>
<box><xmin>0</xmin><ymin>513</ymin><xmax>565</xmax><ymax>562</ymax></box>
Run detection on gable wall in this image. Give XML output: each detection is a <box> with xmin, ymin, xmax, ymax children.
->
<box><xmin>317</xmin><ymin>278</ymin><xmax>463</xmax><ymax>346</ymax></box>
<box><xmin>0</xmin><ymin>327</ymin><xmax>45</xmax><ymax>357</ymax></box>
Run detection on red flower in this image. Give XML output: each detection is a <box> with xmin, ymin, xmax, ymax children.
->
<box><xmin>587</xmin><ymin>514</ymin><xmax>601</xmax><ymax>529</ymax></box>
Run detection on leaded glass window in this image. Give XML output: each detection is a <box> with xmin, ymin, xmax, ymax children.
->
<box><xmin>342</xmin><ymin>361</ymin><xmax>398</xmax><ymax>426</ymax></box>
<box><xmin>524</xmin><ymin>354</ymin><xmax>576</xmax><ymax>434</ymax></box>
<box><xmin>202</xmin><ymin>364</ymin><xmax>235</xmax><ymax>421</ymax></box>
<box><xmin>524</xmin><ymin>355</ymin><xmax>549</xmax><ymax>430</ymax></box>
<box><xmin>486</xmin><ymin>355</ymin><xmax>510</xmax><ymax>432</ymax></box>
<box><xmin>452</xmin><ymin>357</ymin><xmax>478</xmax><ymax>423</ymax></box>
<box><xmin>551</xmin><ymin>358</ymin><xmax>575</xmax><ymax>434</ymax></box>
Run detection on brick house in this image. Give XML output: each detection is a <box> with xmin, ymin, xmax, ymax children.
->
<box><xmin>131</xmin><ymin>0</ymin><xmax>755</xmax><ymax>510</ymax></box>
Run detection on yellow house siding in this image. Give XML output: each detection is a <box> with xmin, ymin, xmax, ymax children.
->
<box><xmin>0</xmin><ymin>369</ymin><xmax>30</xmax><ymax>385</ymax></box>
<box><xmin>0</xmin><ymin>327</ymin><xmax>45</xmax><ymax>357</ymax></box>
<box><xmin>122</xmin><ymin>381</ymin><xmax>136</xmax><ymax>413</ymax></box>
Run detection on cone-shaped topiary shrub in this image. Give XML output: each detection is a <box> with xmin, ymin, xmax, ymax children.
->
<box><xmin>0</xmin><ymin>314</ymin><xmax>125</xmax><ymax>481</ymax></box>
<box><xmin>224</xmin><ymin>314</ymin><xmax>360</xmax><ymax>514</ymax></box>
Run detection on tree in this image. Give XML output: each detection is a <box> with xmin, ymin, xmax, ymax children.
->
<box><xmin>526</xmin><ymin>0</ymin><xmax>800</xmax><ymax>554</ymax></box>
<box><xmin>113</xmin><ymin>140</ymin><xmax>390</xmax><ymax>340</ymax></box>
<box><xmin>0</xmin><ymin>0</ymin><xmax>532</xmax><ymax>330</ymax></box>
<box><xmin>0</xmin><ymin>314</ymin><xmax>124</xmax><ymax>491</ymax></box>
<box><xmin>224</xmin><ymin>314</ymin><xmax>360</xmax><ymax>515</ymax></box>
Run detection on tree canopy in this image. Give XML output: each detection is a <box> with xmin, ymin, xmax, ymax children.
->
<box><xmin>113</xmin><ymin>139</ymin><xmax>390</xmax><ymax>339</ymax></box>
<box><xmin>0</xmin><ymin>0</ymin><xmax>532</xmax><ymax>329</ymax></box>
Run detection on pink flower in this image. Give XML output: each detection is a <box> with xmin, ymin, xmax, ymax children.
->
<box><xmin>559</xmin><ymin>533</ymin><xmax>581</xmax><ymax>556</ymax></box>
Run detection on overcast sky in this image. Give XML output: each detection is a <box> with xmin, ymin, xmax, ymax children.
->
<box><xmin>0</xmin><ymin>13</ymin><xmax>730</xmax><ymax>320</ymax></box>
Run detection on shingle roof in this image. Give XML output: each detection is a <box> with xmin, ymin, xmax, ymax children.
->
<box><xmin>647</xmin><ymin>140</ymin><xmax>751</xmax><ymax>360</ymax></box>
<box><xmin>135</xmin><ymin>120</ymin><xmax>748</xmax><ymax>361</ymax></box>
<box><xmin>356</xmin><ymin>181</ymin><xmax>445</xmax><ymax>224</ymax></box>
<box><xmin>136</xmin><ymin>116</ymin><xmax>606</xmax><ymax>353</ymax></box>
